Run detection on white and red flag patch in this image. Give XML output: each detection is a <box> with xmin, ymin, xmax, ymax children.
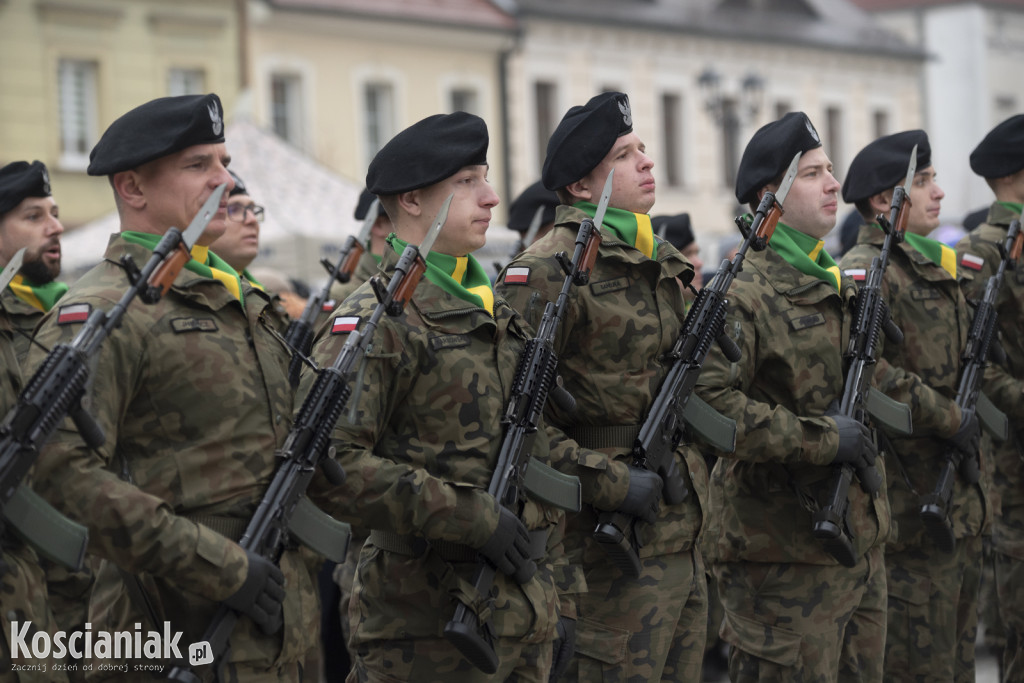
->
<box><xmin>321</xmin><ymin>299</ymin><xmax>337</xmax><ymax>312</ymax></box>
<box><xmin>56</xmin><ymin>303</ymin><xmax>91</xmax><ymax>325</ymax></box>
<box><xmin>960</xmin><ymin>253</ymin><xmax>985</xmax><ymax>271</ymax></box>
<box><xmin>504</xmin><ymin>267</ymin><xmax>530</xmax><ymax>285</ymax></box>
<box><xmin>331</xmin><ymin>316</ymin><xmax>359</xmax><ymax>334</ymax></box>
<box><xmin>844</xmin><ymin>268</ymin><xmax>867</xmax><ymax>282</ymax></box>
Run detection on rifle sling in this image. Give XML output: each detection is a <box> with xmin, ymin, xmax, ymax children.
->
<box><xmin>522</xmin><ymin>457</ymin><xmax>581</xmax><ymax>512</ymax></box>
<box><xmin>566</xmin><ymin>424</ymin><xmax>641</xmax><ymax>450</ymax></box>
<box><xmin>4</xmin><ymin>485</ymin><xmax>87</xmax><ymax>571</ymax></box>
<box><xmin>368</xmin><ymin>527</ymin><xmax>549</xmax><ymax>562</ymax></box>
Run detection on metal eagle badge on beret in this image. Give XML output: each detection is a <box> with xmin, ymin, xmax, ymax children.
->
<box><xmin>209</xmin><ymin>101</ymin><xmax>223</xmax><ymax>137</ymax></box>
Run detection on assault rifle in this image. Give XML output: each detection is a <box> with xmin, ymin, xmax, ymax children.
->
<box><xmin>0</xmin><ymin>184</ymin><xmax>228</xmax><ymax>573</ymax></box>
<box><xmin>812</xmin><ymin>150</ymin><xmax>917</xmax><ymax>567</ymax></box>
<box><xmin>590</xmin><ymin>152</ymin><xmax>805</xmax><ymax>578</ymax></box>
<box><xmin>918</xmin><ymin>211</ymin><xmax>1021</xmax><ymax>552</ymax></box>
<box><xmin>169</xmin><ymin>195</ymin><xmax>450</xmax><ymax>682</ymax></box>
<box><xmin>442</xmin><ymin>174</ymin><xmax>615</xmax><ymax>674</ymax></box>
<box><xmin>284</xmin><ymin>198</ymin><xmax>381</xmax><ymax>386</ymax></box>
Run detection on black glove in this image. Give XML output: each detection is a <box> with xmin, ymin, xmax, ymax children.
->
<box><xmin>549</xmin><ymin>616</ymin><xmax>577</xmax><ymax>682</ymax></box>
<box><xmin>224</xmin><ymin>550</ymin><xmax>285</xmax><ymax>635</ymax></box>
<box><xmin>950</xmin><ymin>412</ymin><xmax>980</xmax><ymax>458</ymax></box>
<box><xmin>617</xmin><ymin>466</ymin><xmax>664</xmax><ymax>524</ymax></box>
<box><xmin>826</xmin><ymin>411</ymin><xmax>877</xmax><ymax>470</ymax></box>
<box><xmin>478</xmin><ymin>507</ymin><xmax>537</xmax><ymax>584</ymax></box>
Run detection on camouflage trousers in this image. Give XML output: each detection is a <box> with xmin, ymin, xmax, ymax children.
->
<box><xmin>561</xmin><ymin>548</ymin><xmax>707</xmax><ymax>682</ymax></box>
<box><xmin>883</xmin><ymin>535</ymin><xmax>982</xmax><ymax>682</ymax></box>
<box><xmin>714</xmin><ymin>546</ymin><xmax>887</xmax><ymax>683</ymax></box>
<box><xmin>995</xmin><ymin>550</ymin><xmax>1024</xmax><ymax>682</ymax></box>
<box><xmin>1</xmin><ymin>548</ymin><xmax>68</xmax><ymax>683</ymax></box>
<box><xmin>347</xmin><ymin>636</ymin><xmax>552</xmax><ymax>682</ymax></box>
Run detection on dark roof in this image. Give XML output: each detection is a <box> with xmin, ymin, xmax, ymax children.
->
<box><xmin>268</xmin><ymin>0</ymin><xmax>517</xmax><ymax>31</ymax></box>
<box><xmin>512</xmin><ymin>0</ymin><xmax>925</xmax><ymax>58</ymax></box>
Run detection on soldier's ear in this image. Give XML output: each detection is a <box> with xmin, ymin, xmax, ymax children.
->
<box><xmin>868</xmin><ymin>192</ymin><xmax>890</xmax><ymax>217</ymax></box>
<box><xmin>112</xmin><ymin>170</ymin><xmax>147</xmax><ymax>211</ymax></box>
<box><xmin>396</xmin><ymin>190</ymin><xmax>423</xmax><ymax>218</ymax></box>
<box><xmin>565</xmin><ymin>179</ymin><xmax>591</xmax><ymax>203</ymax></box>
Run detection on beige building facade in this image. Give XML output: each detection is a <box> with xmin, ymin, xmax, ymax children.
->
<box><xmin>0</xmin><ymin>0</ymin><xmax>242</xmax><ymax>227</ymax></box>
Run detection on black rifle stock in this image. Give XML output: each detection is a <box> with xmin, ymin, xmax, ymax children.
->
<box><xmin>589</xmin><ymin>179</ymin><xmax>805</xmax><ymax>578</ymax></box>
<box><xmin>442</xmin><ymin>217</ymin><xmax>596</xmax><ymax>674</ymax></box>
<box><xmin>0</xmin><ymin>216</ymin><xmax>218</xmax><ymax>572</ymax></box>
<box><xmin>167</xmin><ymin>226</ymin><xmax>440</xmax><ymax>683</ymax></box>
<box><xmin>812</xmin><ymin>175</ymin><xmax>914</xmax><ymax>567</ymax></box>
<box><xmin>918</xmin><ymin>217</ymin><xmax>1021</xmax><ymax>552</ymax></box>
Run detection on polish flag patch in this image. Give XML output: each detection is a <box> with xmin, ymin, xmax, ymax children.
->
<box><xmin>321</xmin><ymin>299</ymin><xmax>337</xmax><ymax>312</ymax></box>
<box><xmin>960</xmin><ymin>253</ymin><xmax>985</xmax><ymax>271</ymax></box>
<box><xmin>844</xmin><ymin>268</ymin><xmax>867</xmax><ymax>282</ymax></box>
<box><xmin>504</xmin><ymin>267</ymin><xmax>530</xmax><ymax>285</ymax></box>
<box><xmin>331</xmin><ymin>316</ymin><xmax>359</xmax><ymax>334</ymax></box>
<box><xmin>56</xmin><ymin>303</ymin><xmax>91</xmax><ymax>325</ymax></box>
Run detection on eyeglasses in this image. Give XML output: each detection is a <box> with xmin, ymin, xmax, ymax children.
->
<box><xmin>227</xmin><ymin>202</ymin><xmax>265</xmax><ymax>223</ymax></box>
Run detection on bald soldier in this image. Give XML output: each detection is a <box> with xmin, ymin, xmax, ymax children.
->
<box><xmin>29</xmin><ymin>93</ymin><xmax>318</xmax><ymax>681</ymax></box>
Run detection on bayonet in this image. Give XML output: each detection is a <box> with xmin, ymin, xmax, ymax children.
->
<box><xmin>0</xmin><ymin>248</ymin><xmax>27</xmax><ymax>294</ymax></box>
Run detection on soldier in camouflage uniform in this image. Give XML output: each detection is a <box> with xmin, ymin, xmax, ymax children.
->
<box><xmin>0</xmin><ymin>161</ymin><xmax>68</xmax><ymax>682</ymax></box>
<box><xmin>0</xmin><ymin>161</ymin><xmax>66</xmax><ymax>365</ymax></box>
<box><xmin>839</xmin><ymin>130</ymin><xmax>988</xmax><ymax>682</ymax></box>
<box><xmin>955</xmin><ymin>114</ymin><xmax>1024</xmax><ymax>682</ymax></box>
<box><xmin>29</xmin><ymin>94</ymin><xmax>318</xmax><ymax>682</ymax></box>
<box><xmin>496</xmin><ymin>91</ymin><xmax>709</xmax><ymax>682</ymax></box>
<box><xmin>305</xmin><ymin>111</ymin><xmax>579</xmax><ymax>683</ymax></box>
<box><xmin>695</xmin><ymin>112</ymin><xmax>888</xmax><ymax>682</ymax></box>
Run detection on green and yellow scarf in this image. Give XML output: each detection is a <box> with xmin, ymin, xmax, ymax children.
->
<box><xmin>998</xmin><ymin>201</ymin><xmax>1024</xmax><ymax>217</ymax></box>
<box><xmin>122</xmin><ymin>231</ymin><xmax>244</xmax><ymax>303</ymax></box>
<box><xmin>388</xmin><ymin>236</ymin><xmax>494</xmax><ymax>315</ymax></box>
<box><xmin>768</xmin><ymin>221</ymin><xmax>842</xmax><ymax>291</ymax></box>
<box><xmin>903</xmin><ymin>231</ymin><xmax>957</xmax><ymax>278</ymax></box>
<box><xmin>575</xmin><ymin>202</ymin><xmax>657</xmax><ymax>260</ymax></box>
<box><xmin>3</xmin><ymin>271</ymin><xmax>67</xmax><ymax>312</ymax></box>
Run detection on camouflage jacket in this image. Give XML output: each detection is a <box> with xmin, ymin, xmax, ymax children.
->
<box><xmin>0</xmin><ymin>286</ymin><xmax>45</xmax><ymax>367</ymax></box>
<box><xmin>307</xmin><ymin>247</ymin><xmax>578</xmax><ymax>643</ymax></box>
<box><xmin>0</xmin><ymin>313</ymin><xmax>67</xmax><ymax>682</ymax></box>
<box><xmin>957</xmin><ymin>202</ymin><xmax>1024</xmax><ymax>556</ymax></box>
<box><xmin>28</xmin><ymin>234</ymin><xmax>318</xmax><ymax>671</ymax></box>
<box><xmin>841</xmin><ymin>225</ymin><xmax>989</xmax><ymax>550</ymax></box>
<box><xmin>495</xmin><ymin>205</ymin><xmax>707</xmax><ymax>560</ymax></box>
<box><xmin>695</xmin><ymin>245</ymin><xmax>891</xmax><ymax>565</ymax></box>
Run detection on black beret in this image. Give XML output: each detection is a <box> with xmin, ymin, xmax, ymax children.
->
<box><xmin>842</xmin><ymin>130</ymin><xmax>931</xmax><ymax>204</ymax></box>
<box><xmin>365</xmin><ymin>112</ymin><xmax>488</xmax><ymax>195</ymax></box>
<box><xmin>652</xmin><ymin>213</ymin><xmax>694</xmax><ymax>250</ymax></box>
<box><xmin>0</xmin><ymin>161</ymin><xmax>51</xmax><ymax>218</ymax></box>
<box><xmin>970</xmin><ymin>114</ymin><xmax>1024</xmax><ymax>179</ymax></box>
<box><xmin>354</xmin><ymin>188</ymin><xmax>378</xmax><ymax>221</ymax></box>
<box><xmin>542</xmin><ymin>92</ymin><xmax>633</xmax><ymax>191</ymax></box>
<box><xmin>87</xmin><ymin>93</ymin><xmax>226</xmax><ymax>176</ymax></box>
<box><xmin>735</xmin><ymin>112</ymin><xmax>822</xmax><ymax>205</ymax></box>
<box><xmin>508</xmin><ymin>180</ymin><xmax>559</xmax><ymax>233</ymax></box>
<box><xmin>228</xmin><ymin>169</ymin><xmax>248</xmax><ymax>197</ymax></box>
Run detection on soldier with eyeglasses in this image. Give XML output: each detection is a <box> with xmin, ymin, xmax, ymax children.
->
<box><xmin>212</xmin><ymin>169</ymin><xmax>265</xmax><ymax>276</ymax></box>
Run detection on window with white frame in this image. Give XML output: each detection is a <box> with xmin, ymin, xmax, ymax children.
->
<box><xmin>271</xmin><ymin>72</ymin><xmax>304</xmax><ymax>148</ymax></box>
<box><xmin>168</xmin><ymin>68</ymin><xmax>206</xmax><ymax>97</ymax></box>
<box><xmin>450</xmin><ymin>88</ymin><xmax>479</xmax><ymax>115</ymax></box>
<box><xmin>534</xmin><ymin>81</ymin><xmax>557</xmax><ymax>174</ymax></box>
<box><xmin>58</xmin><ymin>58</ymin><xmax>99</xmax><ymax>170</ymax></box>
<box><xmin>660</xmin><ymin>92</ymin><xmax>683</xmax><ymax>187</ymax></box>
<box><xmin>363</xmin><ymin>82</ymin><xmax>395</xmax><ymax>171</ymax></box>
